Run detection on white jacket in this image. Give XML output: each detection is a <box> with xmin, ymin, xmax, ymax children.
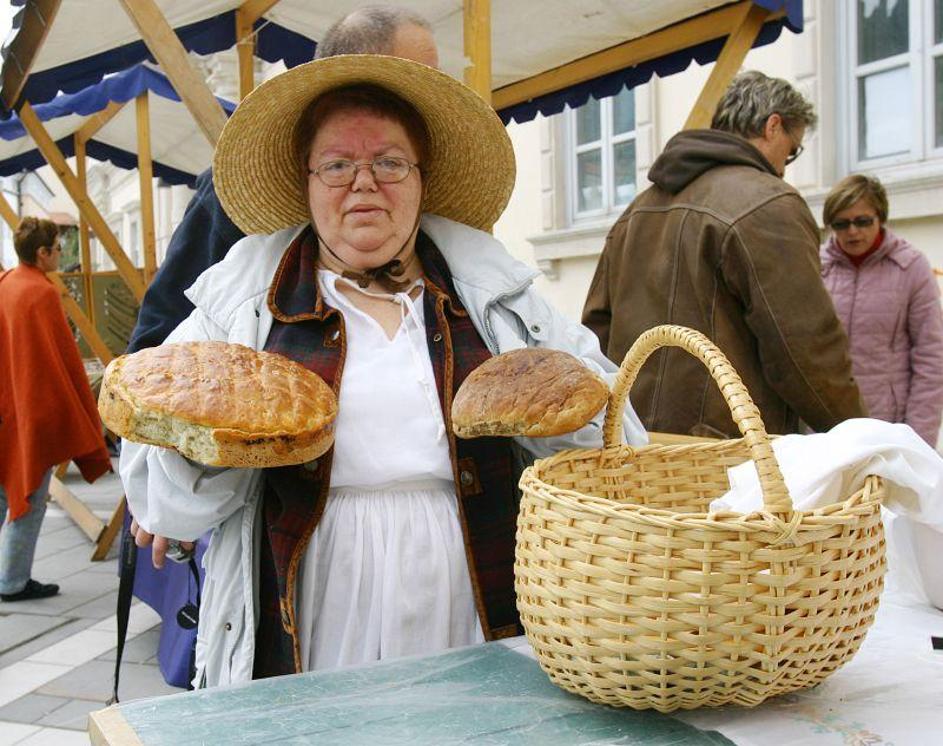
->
<box><xmin>121</xmin><ymin>214</ymin><xmax>647</xmax><ymax>687</ymax></box>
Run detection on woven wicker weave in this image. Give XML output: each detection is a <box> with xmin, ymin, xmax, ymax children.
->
<box><xmin>516</xmin><ymin>325</ymin><xmax>886</xmax><ymax>712</ymax></box>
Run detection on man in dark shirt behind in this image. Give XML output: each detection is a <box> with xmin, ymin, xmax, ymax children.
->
<box><xmin>127</xmin><ymin>5</ymin><xmax>439</xmax><ymax>353</ymax></box>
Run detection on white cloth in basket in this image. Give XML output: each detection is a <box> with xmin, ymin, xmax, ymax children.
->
<box><xmin>709</xmin><ymin>418</ymin><xmax>943</xmax><ymax>609</ymax></box>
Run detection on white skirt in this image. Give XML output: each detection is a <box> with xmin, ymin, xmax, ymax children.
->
<box><xmin>296</xmin><ymin>479</ymin><xmax>484</xmax><ymax>671</ymax></box>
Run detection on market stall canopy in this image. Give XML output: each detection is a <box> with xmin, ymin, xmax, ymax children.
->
<box><xmin>1</xmin><ymin>0</ymin><xmax>802</xmax><ymax>124</ymax></box>
<box><xmin>0</xmin><ymin>63</ymin><xmax>235</xmax><ymax>185</ymax></box>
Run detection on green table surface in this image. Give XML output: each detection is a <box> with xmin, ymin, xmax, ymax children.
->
<box><xmin>101</xmin><ymin>641</ymin><xmax>733</xmax><ymax>745</ymax></box>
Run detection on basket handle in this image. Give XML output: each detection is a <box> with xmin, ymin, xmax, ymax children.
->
<box><xmin>603</xmin><ymin>325</ymin><xmax>793</xmax><ymax>517</ymax></box>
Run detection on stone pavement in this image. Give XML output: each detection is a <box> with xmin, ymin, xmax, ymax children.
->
<box><xmin>0</xmin><ymin>461</ymin><xmax>184</xmax><ymax>745</ymax></box>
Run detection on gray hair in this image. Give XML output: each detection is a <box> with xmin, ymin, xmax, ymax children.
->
<box><xmin>710</xmin><ymin>70</ymin><xmax>817</xmax><ymax>137</ymax></box>
<box><xmin>315</xmin><ymin>5</ymin><xmax>432</xmax><ymax>58</ymax></box>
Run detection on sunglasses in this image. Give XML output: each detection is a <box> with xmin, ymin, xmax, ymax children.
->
<box><xmin>830</xmin><ymin>216</ymin><xmax>876</xmax><ymax>231</ymax></box>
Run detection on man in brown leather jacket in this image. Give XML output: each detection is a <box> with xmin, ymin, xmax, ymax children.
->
<box><xmin>582</xmin><ymin>71</ymin><xmax>866</xmax><ymax>438</ymax></box>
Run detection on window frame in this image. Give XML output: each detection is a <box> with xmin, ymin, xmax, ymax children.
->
<box><xmin>841</xmin><ymin>0</ymin><xmax>943</xmax><ymax>171</ymax></box>
<box><xmin>564</xmin><ymin>89</ymin><xmax>637</xmax><ymax>225</ymax></box>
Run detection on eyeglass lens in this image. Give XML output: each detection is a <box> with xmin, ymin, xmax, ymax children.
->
<box><xmin>830</xmin><ymin>216</ymin><xmax>876</xmax><ymax>231</ymax></box>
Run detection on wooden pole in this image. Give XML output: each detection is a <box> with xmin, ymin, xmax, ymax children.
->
<box><xmin>18</xmin><ymin>102</ymin><xmax>146</xmax><ymax>302</ymax></box>
<box><xmin>76</xmin><ymin>100</ymin><xmax>126</xmax><ymax>143</ymax></box>
<box><xmin>235</xmin><ymin>0</ymin><xmax>281</xmax><ymax>100</ymax></box>
<box><xmin>118</xmin><ymin>0</ymin><xmax>228</xmax><ymax>146</ymax></box>
<box><xmin>75</xmin><ymin>138</ymin><xmax>94</xmax><ymax>327</ymax></box>
<box><xmin>0</xmin><ymin>0</ymin><xmax>62</xmax><ymax>111</ymax></box>
<box><xmin>683</xmin><ymin>3</ymin><xmax>771</xmax><ymax>130</ymax></box>
<box><xmin>463</xmin><ymin>0</ymin><xmax>492</xmax><ymax>103</ymax></box>
<box><xmin>136</xmin><ymin>93</ymin><xmax>157</xmax><ymax>283</ymax></box>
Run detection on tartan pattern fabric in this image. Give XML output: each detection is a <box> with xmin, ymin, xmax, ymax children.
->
<box><xmin>253</xmin><ymin>227</ymin><xmax>520</xmax><ymax>678</ymax></box>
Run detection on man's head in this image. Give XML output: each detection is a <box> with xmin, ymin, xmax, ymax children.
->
<box><xmin>14</xmin><ymin>216</ymin><xmax>61</xmax><ymax>271</ymax></box>
<box><xmin>315</xmin><ymin>6</ymin><xmax>438</xmax><ymax>68</ymax></box>
<box><xmin>711</xmin><ymin>70</ymin><xmax>816</xmax><ymax>177</ymax></box>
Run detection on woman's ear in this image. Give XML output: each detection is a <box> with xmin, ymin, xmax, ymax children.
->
<box><xmin>763</xmin><ymin>112</ymin><xmax>783</xmax><ymax>141</ymax></box>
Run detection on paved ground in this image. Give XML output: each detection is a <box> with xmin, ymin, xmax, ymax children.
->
<box><xmin>0</xmin><ymin>461</ymin><xmax>183</xmax><ymax>745</ymax></box>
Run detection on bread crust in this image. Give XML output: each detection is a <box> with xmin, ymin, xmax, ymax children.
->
<box><xmin>451</xmin><ymin>348</ymin><xmax>609</xmax><ymax>438</ymax></box>
<box><xmin>99</xmin><ymin>341</ymin><xmax>337</xmax><ymax>467</ymax></box>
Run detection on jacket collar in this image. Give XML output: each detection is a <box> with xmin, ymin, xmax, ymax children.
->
<box><xmin>822</xmin><ymin>228</ymin><xmax>917</xmax><ymax>271</ymax></box>
<box><xmin>267</xmin><ymin>222</ymin><xmax>470</xmax><ymax>323</ymax></box>
<box><xmin>185</xmin><ymin>214</ymin><xmax>538</xmax><ymax>331</ymax></box>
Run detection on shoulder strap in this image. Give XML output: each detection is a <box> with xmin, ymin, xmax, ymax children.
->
<box><xmin>108</xmin><ymin>523</ymin><xmax>138</xmax><ymax>705</ymax></box>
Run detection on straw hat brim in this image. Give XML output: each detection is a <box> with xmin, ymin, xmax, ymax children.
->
<box><xmin>213</xmin><ymin>55</ymin><xmax>515</xmax><ymax>236</ymax></box>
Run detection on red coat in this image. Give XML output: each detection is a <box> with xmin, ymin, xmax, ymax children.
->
<box><xmin>0</xmin><ymin>264</ymin><xmax>111</xmax><ymax>520</ymax></box>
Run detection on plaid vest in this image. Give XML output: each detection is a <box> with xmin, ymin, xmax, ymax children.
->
<box><xmin>254</xmin><ymin>227</ymin><xmax>521</xmax><ymax>678</ymax></box>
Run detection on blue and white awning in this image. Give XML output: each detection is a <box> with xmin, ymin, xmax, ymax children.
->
<box><xmin>1</xmin><ymin>1</ymin><xmax>802</xmax><ymax>126</ymax></box>
<box><xmin>0</xmin><ymin>64</ymin><xmax>235</xmax><ymax>186</ymax></box>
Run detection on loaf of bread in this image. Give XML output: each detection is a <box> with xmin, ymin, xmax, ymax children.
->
<box><xmin>451</xmin><ymin>348</ymin><xmax>609</xmax><ymax>438</ymax></box>
<box><xmin>99</xmin><ymin>341</ymin><xmax>337</xmax><ymax>467</ymax></box>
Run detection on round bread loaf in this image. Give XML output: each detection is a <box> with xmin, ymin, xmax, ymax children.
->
<box><xmin>451</xmin><ymin>348</ymin><xmax>609</xmax><ymax>438</ymax></box>
<box><xmin>99</xmin><ymin>341</ymin><xmax>337</xmax><ymax>467</ymax></box>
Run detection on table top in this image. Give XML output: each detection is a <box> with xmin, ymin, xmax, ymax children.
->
<box><xmin>89</xmin><ymin>599</ymin><xmax>943</xmax><ymax>746</ymax></box>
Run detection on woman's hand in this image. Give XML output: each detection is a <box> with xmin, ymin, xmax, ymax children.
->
<box><xmin>130</xmin><ymin>517</ymin><xmax>195</xmax><ymax>570</ymax></box>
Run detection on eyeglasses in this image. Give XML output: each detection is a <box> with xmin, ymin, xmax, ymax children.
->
<box><xmin>781</xmin><ymin>123</ymin><xmax>805</xmax><ymax>167</ymax></box>
<box><xmin>309</xmin><ymin>156</ymin><xmax>419</xmax><ymax>187</ymax></box>
<box><xmin>830</xmin><ymin>216</ymin><xmax>876</xmax><ymax>231</ymax></box>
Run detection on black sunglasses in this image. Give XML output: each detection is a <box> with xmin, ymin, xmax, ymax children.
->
<box><xmin>830</xmin><ymin>216</ymin><xmax>876</xmax><ymax>231</ymax></box>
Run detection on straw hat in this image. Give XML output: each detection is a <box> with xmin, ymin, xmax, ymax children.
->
<box><xmin>213</xmin><ymin>55</ymin><xmax>515</xmax><ymax>236</ymax></box>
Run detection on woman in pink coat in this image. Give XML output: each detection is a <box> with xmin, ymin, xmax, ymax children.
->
<box><xmin>821</xmin><ymin>174</ymin><xmax>943</xmax><ymax>446</ymax></box>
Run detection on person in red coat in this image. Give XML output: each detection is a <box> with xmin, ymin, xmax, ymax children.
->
<box><xmin>0</xmin><ymin>216</ymin><xmax>111</xmax><ymax>601</ymax></box>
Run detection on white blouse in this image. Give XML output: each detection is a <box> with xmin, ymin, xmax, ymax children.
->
<box><xmin>296</xmin><ymin>270</ymin><xmax>483</xmax><ymax>671</ymax></box>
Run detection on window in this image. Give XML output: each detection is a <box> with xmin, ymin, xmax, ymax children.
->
<box><xmin>567</xmin><ymin>87</ymin><xmax>636</xmax><ymax>221</ymax></box>
<box><xmin>848</xmin><ymin>0</ymin><xmax>943</xmax><ymax>165</ymax></box>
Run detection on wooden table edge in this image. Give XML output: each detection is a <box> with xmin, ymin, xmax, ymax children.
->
<box><xmin>89</xmin><ymin>704</ymin><xmax>144</xmax><ymax>746</ymax></box>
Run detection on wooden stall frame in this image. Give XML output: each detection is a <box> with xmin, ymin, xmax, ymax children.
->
<box><xmin>236</xmin><ymin>0</ymin><xmax>281</xmax><ymax>100</ymax></box>
<box><xmin>136</xmin><ymin>92</ymin><xmax>157</xmax><ymax>283</ymax></box>
<box><xmin>463</xmin><ymin>0</ymin><xmax>491</xmax><ymax>102</ymax></box>
<box><xmin>18</xmin><ymin>102</ymin><xmax>146</xmax><ymax>302</ymax></box>
<box><xmin>118</xmin><ymin>0</ymin><xmax>228</xmax><ymax>146</ymax></box>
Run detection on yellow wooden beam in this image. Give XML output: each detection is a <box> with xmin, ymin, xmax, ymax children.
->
<box><xmin>684</xmin><ymin>3</ymin><xmax>771</xmax><ymax>129</ymax></box>
<box><xmin>49</xmin><ymin>476</ymin><xmax>105</xmax><ymax>543</ymax></box>
<box><xmin>0</xmin><ymin>0</ymin><xmax>62</xmax><ymax>111</ymax></box>
<box><xmin>492</xmin><ymin>1</ymin><xmax>784</xmax><ymax>111</ymax></box>
<box><xmin>75</xmin><ymin>138</ymin><xmax>95</xmax><ymax>326</ymax></box>
<box><xmin>18</xmin><ymin>102</ymin><xmax>146</xmax><ymax>302</ymax></box>
<box><xmin>118</xmin><ymin>0</ymin><xmax>228</xmax><ymax>146</ymax></box>
<box><xmin>463</xmin><ymin>0</ymin><xmax>492</xmax><ymax>103</ymax></box>
<box><xmin>0</xmin><ymin>187</ymin><xmax>19</xmax><ymax>231</ymax></box>
<box><xmin>136</xmin><ymin>93</ymin><xmax>157</xmax><ymax>284</ymax></box>
<box><xmin>236</xmin><ymin>0</ymin><xmax>280</xmax><ymax>101</ymax></box>
<box><xmin>90</xmin><ymin>497</ymin><xmax>126</xmax><ymax>562</ymax></box>
<box><xmin>75</xmin><ymin>100</ymin><xmax>126</xmax><ymax>145</ymax></box>
<box><xmin>49</xmin><ymin>272</ymin><xmax>115</xmax><ymax>364</ymax></box>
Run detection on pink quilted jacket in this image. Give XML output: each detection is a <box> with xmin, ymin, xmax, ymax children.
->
<box><xmin>821</xmin><ymin>229</ymin><xmax>943</xmax><ymax>445</ymax></box>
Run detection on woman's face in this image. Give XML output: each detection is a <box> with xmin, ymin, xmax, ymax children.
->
<box><xmin>306</xmin><ymin>109</ymin><xmax>422</xmax><ymax>270</ymax></box>
<box><xmin>832</xmin><ymin>197</ymin><xmax>882</xmax><ymax>256</ymax></box>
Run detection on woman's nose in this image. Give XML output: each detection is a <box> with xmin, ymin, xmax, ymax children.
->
<box><xmin>351</xmin><ymin>165</ymin><xmax>379</xmax><ymax>191</ymax></box>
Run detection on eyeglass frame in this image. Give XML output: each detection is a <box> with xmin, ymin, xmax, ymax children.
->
<box><xmin>783</xmin><ymin>123</ymin><xmax>804</xmax><ymax>166</ymax></box>
<box><xmin>830</xmin><ymin>215</ymin><xmax>877</xmax><ymax>232</ymax></box>
<box><xmin>308</xmin><ymin>156</ymin><xmax>420</xmax><ymax>187</ymax></box>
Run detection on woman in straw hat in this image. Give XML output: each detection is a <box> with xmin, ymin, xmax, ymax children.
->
<box><xmin>120</xmin><ymin>55</ymin><xmax>646</xmax><ymax>688</ymax></box>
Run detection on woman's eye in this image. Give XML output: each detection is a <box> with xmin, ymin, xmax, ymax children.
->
<box><xmin>375</xmin><ymin>157</ymin><xmax>402</xmax><ymax>171</ymax></box>
<box><xmin>322</xmin><ymin>161</ymin><xmax>350</xmax><ymax>173</ymax></box>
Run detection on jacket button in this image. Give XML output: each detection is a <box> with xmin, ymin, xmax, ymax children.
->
<box><xmin>330</xmin><ymin>329</ymin><xmax>340</xmax><ymax>341</ymax></box>
<box><xmin>433</xmin><ymin>332</ymin><xmax>443</xmax><ymax>342</ymax></box>
<box><xmin>303</xmin><ymin>459</ymin><xmax>319</xmax><ymax>472</ymax></box>
<box><xmin>530</xmin><ymin>324</ymin><xmax>541</xmax><ymax>333</ymax></box>
<box><xmin>459</xmin><ymin>470</ymin><xmax>474</xmax><ymax>487</ymax></box>
<box><xmin>224</xmin><ymin>622</ymin><xmax>232</xmax><ymax>631</ymax></box>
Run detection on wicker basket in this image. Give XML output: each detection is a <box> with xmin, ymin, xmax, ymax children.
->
<box><xmin>516</xmin><ymin>325</ymin><xmax>886</xmax><ymax>712</ymax></box>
